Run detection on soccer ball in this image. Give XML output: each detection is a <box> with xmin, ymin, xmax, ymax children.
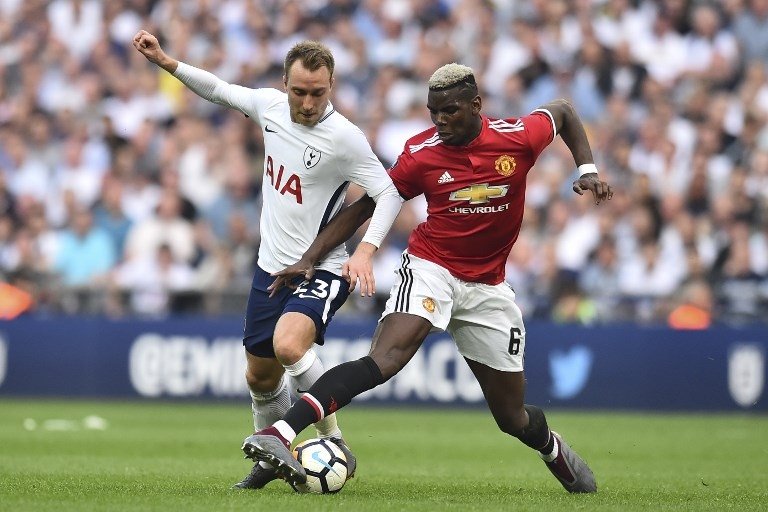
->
<box><xmin>290</xmin><ymin>438</ymin><xmax>348</xmax><ymax>494</ymax></box>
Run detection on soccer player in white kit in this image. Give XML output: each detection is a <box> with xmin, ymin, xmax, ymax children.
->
<box><xmin>133</xmin><ymin>30</ymin><xmax>402</xmax><ymax>489</ymax></box>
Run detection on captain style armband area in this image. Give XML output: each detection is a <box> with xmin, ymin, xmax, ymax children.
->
<box><xmin>578</xmin><ymin>163</ymin><xmax>598</xmax><ymax>177</ymax></box>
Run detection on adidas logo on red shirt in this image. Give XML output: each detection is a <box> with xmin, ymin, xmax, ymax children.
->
<box><xmin>437</xmin><ymin>171</ymin><xmax>454</xmax><ymax>184</ymax></box>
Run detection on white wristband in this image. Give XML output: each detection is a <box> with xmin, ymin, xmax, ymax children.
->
<box><xmin>578</xmin><ymin>163</ymin><xmax>598</xmax><ymax>177</ymax></box>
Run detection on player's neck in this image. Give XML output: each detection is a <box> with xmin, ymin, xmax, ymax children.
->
<box><xmin>454</xmin><ymin>118</ymin><xmax>483</xmax><ymax>146</ymax></box>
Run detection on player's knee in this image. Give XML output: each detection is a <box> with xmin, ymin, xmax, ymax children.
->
<box><xmin>370</xmin><ymin>351</ymin><xmax>407</xmax><ymax>381</ymax></box>
<box><xmin>272</xmin><ymin>314</ymin><xmax>316</xmax><ymax>365</ymax></box>
<box><xmin>496</xmin><ymin>409</ymin><xmax>529</xmax><ymax>437</ymax></box>
<box><xmin>245</xmin><ymin>368</ymin><xmax>282</xmax><ymax>393</ymax></box>
<box><xmin>272</xmin><ymin>337</ymin><xmax>306</xmax><ymax>366</ymax></box>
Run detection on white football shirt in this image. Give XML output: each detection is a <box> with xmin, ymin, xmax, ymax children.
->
<box><xmin>174</xmin><ymin>63</ymin><xmax>399</xmax><ymax>274</ymax></box>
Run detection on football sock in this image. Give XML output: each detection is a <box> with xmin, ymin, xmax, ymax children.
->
<box><xmin>515</xmin><ymin>405</ymin><xmax>553</xmax><ymax>454</ymax></box>
<box><xmin>283</xmin><ymin>348</ymin><xmax>342</xmax><ymax>439</ymax></box>
<box><xmin>271</xmin><ymin>422</ymin><xmax>296</xmax><ymax>446</ymax></box>
<box><xmin>540</xmin><ymin>431</ymin><xmax>556</xmax><ymax>457</ymax></box>
<box><xmin>280</xmin><ymin>356</ymin><xmax>384</xmax><ymax>438</ymax></box>
<box><xmin>250</xmin><ymin>376</ymin><xmax>291</xmax><ymax>469</ymax></box>
<box><xmin>539</xmin><ymin>435</ymin><xmax>559</xmax><ymax>463</ymax></box>
<box><xmin>250</xmin><ymin>375</ymin><xmax>291</xmax><ymax>431</ymax></box>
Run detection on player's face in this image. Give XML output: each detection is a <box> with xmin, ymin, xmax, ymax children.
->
<box><xmin>284</xmin><ymin>61</ymin><xmax>334</xmax><ymax>127</ymax></box>
<box><xmin>427</xmin><ymin>88</ymin><xmax>482</xmax><ymax>146</ymax></box>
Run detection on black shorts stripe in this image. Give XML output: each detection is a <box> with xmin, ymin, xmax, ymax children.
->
<box><xmin>395</xmin><ymin>254</ymin><xmax>405</xmax><ymax>311</ymax></box>
<box><xmin>395</xmin><ymin>270</ymin><xmax>406</xmax><ymax>312</ymax></box>
<box><xmin>396</xmin><ymin>253</ymin><xmax>412</xmax><ymax>312</ymax></box>
<box><xmin>403</xmin><ymin>253</ymin><xmax>413</xmax><ymax>311</ymax></box>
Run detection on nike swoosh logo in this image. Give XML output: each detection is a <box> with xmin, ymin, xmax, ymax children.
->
<box><xmin>311</xmin><ymin>450</ymin><xmax>341</xmax><ymax>477</ymax></box>
<box><xmin>296</xmin><ymin>388</ymin><xmax>308</xmax><ymax>394</ymax></box>
<box><xmin>265</xmin><ymin>125</ymin><xmax>277</xmax><ymax>133</ymax></box>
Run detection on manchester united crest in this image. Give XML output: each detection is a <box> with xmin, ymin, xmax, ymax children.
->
<box><xmin>495</xmin><ymin>155</ymin><xmax>516</xmax><ymax>176</ymax></box>
<box><xmin>422</xmin><ymin>297</ymin><xmax>436</xmax><ymax>313</ymax></box>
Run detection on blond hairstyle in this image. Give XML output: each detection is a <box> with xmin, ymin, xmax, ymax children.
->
<box><xmin>428</xmin><ymin>63</ymin><xmax>476</xmax><ymax>91</ymax></box>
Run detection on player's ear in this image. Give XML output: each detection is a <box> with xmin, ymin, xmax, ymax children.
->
<box><xmin>471</xmin><ymin>95</ymin><xmax>482</xmax><ymax>115</ymax></box>
<box><xmin>282</xmin><ymin>74</ymin><xmax>288</xmax><ymax>91</ymax></box>
<box><xmin>329</xmin><ymin>75</ymin><xmax>335</xmax><ymax>90</ymax></box>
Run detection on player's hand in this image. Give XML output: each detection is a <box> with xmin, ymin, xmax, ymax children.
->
<box><xmin>268</xmin><ymin>258</ymin><xmax>316</xmax><ymax>298</ymax></box>
<box><xmin>342</xmin><ymin>242</ymin><xmax>377</xmax><ymax>296</ymax></box>
<box><xmin>572</xmin><ymin>172</ymin><xmax>613</xmax><ymax>205</ymax></box>
<box><xmin>132</xmin><ymin>30</ymin><xmax>165</xmax><ymax>64</ymax></box>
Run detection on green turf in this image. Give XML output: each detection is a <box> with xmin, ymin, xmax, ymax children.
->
<box><xmin>0</xmin><ymin>399</ymin><xmax>766</xmax><ymax>511</ymax></box>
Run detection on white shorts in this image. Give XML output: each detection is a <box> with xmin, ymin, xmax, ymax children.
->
<box><xmin>381</xmin><ymin>251</ymin><xmax>526</xmax><ymax>372</ymax></box>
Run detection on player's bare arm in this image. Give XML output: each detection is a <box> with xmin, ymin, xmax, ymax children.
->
<box><xmin>132</xmin><ymin>30</ymin><xmax>178</xmax><ymax>74</ymax></box>
<box><xmin>268</xmin><ymin>195</ymin><xmax>377</xmax><ymax>297</ymax></box>
<box><xmin>540</xmin><ymin>99</ymin><xmax>613</xmax><ymax>205</ymax></box>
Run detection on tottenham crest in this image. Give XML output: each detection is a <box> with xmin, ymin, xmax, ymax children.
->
<box><xmin>495</xmin><ymin>155</ymin><xmax>516</xmax><ymax>176</ymax></box>
<box><xmin>422</xmin><ymin>297</ymin><xmax>436</xmax><ymax>313</ymax></box>
<box><xmin>304</xmin><ymin>146</ymin><xmax>321</xmax><ymax>169</ymax></box>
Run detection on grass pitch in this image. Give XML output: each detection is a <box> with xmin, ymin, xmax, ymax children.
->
<box><xmin>0</xmin><ymin>399</ymin><xmax>766</xmax><ymax>511</ymax></box>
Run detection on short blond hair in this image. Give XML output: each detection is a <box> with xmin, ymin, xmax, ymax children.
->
<box><xmin>428</xmin><ymin>63</ymin><xmax>476</xmax><ymax>91</ymax></box>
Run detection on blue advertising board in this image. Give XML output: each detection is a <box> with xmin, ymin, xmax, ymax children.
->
<box><xmin>0</xmin><ymin>316</ymin><xmax>765</xmax><ymax>412</ymax></box>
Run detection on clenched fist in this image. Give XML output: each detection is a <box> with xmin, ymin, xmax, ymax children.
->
<box><xmin>133</xmin><ymin>30</ymin><xmax>177</xmax><ymax>72</ymax></box>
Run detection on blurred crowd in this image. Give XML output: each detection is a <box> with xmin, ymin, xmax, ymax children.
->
<box><xmin>1</xmin><ymin>0</ymin><xmax>768</xmax><ymax>327</ymax></box>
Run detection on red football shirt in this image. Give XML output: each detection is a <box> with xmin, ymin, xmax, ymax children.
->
<box><xmin>388</xmin><ymin>111</ymin><xmax>555</xmax><ymax>284</ymax></box>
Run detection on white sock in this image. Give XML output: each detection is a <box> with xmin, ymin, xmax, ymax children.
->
<box><xmin>539</xmin><ymin>434</ymin><xmax>559</xmax><ymax>462</ymax></box>
<box><xmin>250</xmin><ymin>376</ymin><xmax>291</xmax><ymax>432</ymax></box>
<box><xmin>250</xmin><ymin>376</ymin><xmax>291</xmax><ymax>469</ymax></box>
<box><xmin>284</xmin><ymin>348</ymin><xmax>342</xmax><ymax>439</ymax></box>
<box><xmin>273</xmin><ymin>420</ymin><xmax>298</xmax><ymax>443</ymax></box>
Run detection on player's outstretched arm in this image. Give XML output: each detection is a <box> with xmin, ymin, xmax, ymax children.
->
<box><xmin>540</xmin><ymin>99</ymin><xmax>613</xmax><ymax>205</ymax></box>
<box><xmin>268</xmin><ymin>195</ymin><xmax>377</xmax><ymax>297</ymax></box>
<box><xmin>134</xmin><ymin>30</ymin><xmax>254</xmax><ymax>114</ymax></box>
<box><xmin>133</xmin><ymin>30</ymin><xmax>178</xmax><ymax>74</ymax></box>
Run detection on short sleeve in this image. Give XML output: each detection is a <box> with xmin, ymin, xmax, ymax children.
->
<box><xmin>336</xmin><ymin>125</ymin><xmax>392</xmax><ymax>198</ymax></box>
<box><xmin>522</xmin><ymin>110</ymin><xmax>556</xmax><ymax>159</ymax></box>
<box><xmin>387</xmin><ymin>147</ymin><xmax>422</xmax><ymax>200</ymax></box>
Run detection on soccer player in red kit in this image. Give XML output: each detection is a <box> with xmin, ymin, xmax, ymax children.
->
<box><xmin>242</xmin><ymin>63</ymin><xmax>612</xmax><ymax>493</ymax></box>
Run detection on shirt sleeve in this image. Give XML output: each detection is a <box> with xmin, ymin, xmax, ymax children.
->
<box><xmin>336</xmin><ymin>124</ymin><xmax>394</xmax><ymax>199</ymax></box>
<box><xmin>336</xmin><ymin>125</ymin><xmax>402</xmax><ymax>248</ymax></box>
<box><xmin>173</xmin><ymin>61</ymin><xmax>282</xmax><ymax>119</ymax></box>
<box><xmin>387</xmin><ymin>146</ymin><xmax>422</xmax><ymax>200</ymax></box>
<box><xmin>523</xmin><ymin>109</ymin><xmax>557</xmax><ymax>159</ymax></box>
<box><xmin>360</xmin><ymin>183</ymin><xmax>402</xmax><ymax>248</ymax></box>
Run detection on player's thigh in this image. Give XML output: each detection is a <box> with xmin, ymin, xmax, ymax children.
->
<box><xmin>245</xmin><ymin>350</ymin><xmax>285</xmax><ymax>392</ymax></box>
<box><xmin>276</xmin><ymin>269</ymin><xmax>351</xmax><ymax>359</ymax></box>
<box><xmin>273</xmin><ymin>312</ymin><xmax>317</xmax><ymax>364</ymax></box>
<box><xmin>464</xmin><ymin>357</ymin><xmax>527</xmax><ymax>433</ymax></box>
<box><xmin>449</xmin><ymin>283</ymin><xmax>526</xmax><ymax>372</ymax></box>
<box><xmin>368</xmin><ymin>312</ymin><xmax>432</xmax><ymax>381</ymax></box>
<box><xmin>243</xmin><ymin>265</ymin><xmax>296</xmax><ymax>358</ymax></box>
